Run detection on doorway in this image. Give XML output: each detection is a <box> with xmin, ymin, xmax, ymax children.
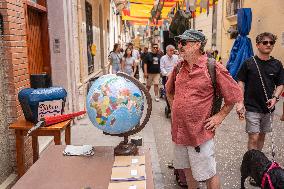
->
<box><xmin>26</xmin><ymin>1</ymin><xmax>51</xmax><ymax>76</ymax></box>
<box><xmin>99</xmin><ymin>4</ymin><xmax>105</xmax><ymax>72</ymax></box>
<box><xmin>85</xmin><ymin>1</ymin><xmax>94</xmax><ymax>74</ymax></box>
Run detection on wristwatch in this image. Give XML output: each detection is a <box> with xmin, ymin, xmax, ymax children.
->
<box><xmin>272</xmin><ymin>95</ymin><xmax>280</xmax><ymax>102</ymax></box>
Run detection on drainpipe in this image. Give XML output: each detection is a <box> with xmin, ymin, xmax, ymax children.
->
<box><xmin>220</xmin><ymin>0</ymin><xmax>225</xmax><ymax>58</ymax></box>
<box><xmin>77</xmin><ymin>0</ymin><xmax>84</xmax><ymax>84</ymax></box>
<box><xmin>65</xmin><ymin>0</ymin><xmax>79</xmax><ymax>113</ymax></box>
<box><xmin>62</xmin><ymin>0</ymin><xmax>73</xmax><ymax>113</ymax></box>
<box><xmin>71</xmin><ymin>0</ymin><xmax>80</xmax><ymax>111</ymax></box>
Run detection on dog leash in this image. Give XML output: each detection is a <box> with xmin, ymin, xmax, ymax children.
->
<box><xmin>253</xmin><ymin>56</ymin><xmax>276</xmax><ymax>160</ymax></box>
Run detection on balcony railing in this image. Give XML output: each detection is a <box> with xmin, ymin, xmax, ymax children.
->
<box><xmin>226</xmin><ymin>0</ymin><xmax>241</xmax><ymax>17</ymax></box>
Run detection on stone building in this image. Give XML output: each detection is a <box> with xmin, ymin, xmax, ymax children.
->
<box><xmin>220</xmin><ymin>0</ymin><xmax>284</xmax><ymax>63</ymax></box>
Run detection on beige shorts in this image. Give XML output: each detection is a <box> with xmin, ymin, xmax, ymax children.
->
<box><xmin>146</xmin><ymin>73</ymin><xmax>160</xmax><ymax>86</ymax></box>
<box><xmin>173</xmin><ymin>139</ymin><xmax>216</xmax><ymax>181</ymax></box>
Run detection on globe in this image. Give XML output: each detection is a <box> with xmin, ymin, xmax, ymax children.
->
<box><xmin>86</xmin><ymin>74</ymin><xmax>145</xmax><ymax>134</ymax></box>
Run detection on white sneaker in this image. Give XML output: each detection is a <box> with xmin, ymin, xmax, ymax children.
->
<box><xmin>155</xmin><ymin>97</ymin><xmax>160</xmax><ymax>102</ymax></box>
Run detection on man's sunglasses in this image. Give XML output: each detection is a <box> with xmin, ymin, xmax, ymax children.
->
<box><xmin>153</xmin><ymin>47</ymin><xmax>158</xmax><ymax>49</ymax></box>
<box><xmin>178</xmin><ymin>40</ymin><xmax>197</xmax><ymax>46</ymax></box>
<box><xmin>261</xmin><ymin>41</ymin><xmax>275</xmax><ymax>46</ymax></box>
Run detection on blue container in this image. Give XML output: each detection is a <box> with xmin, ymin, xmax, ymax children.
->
<box><xmin>18</xmin><ymin>87</ymin><xmax>67</xmax><ymax>123</ymax></box>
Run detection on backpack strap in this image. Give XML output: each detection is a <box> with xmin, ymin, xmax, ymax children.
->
<box><xmin>207</xmin><ymin>58</ymin><xmax>217</xmax><ymax>93</ymax></box>
<box><xmin>207</xmin><ymin>58</ymin><xmax>223</xmax><ymax>116</ymax></box>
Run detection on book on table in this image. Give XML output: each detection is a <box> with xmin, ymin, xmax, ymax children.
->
<box><xmin>108</xmin><ymin>180</ymin><xmax>146</xmax><ymax>189</ymax></box>
<box><xmin>110</xmin><ymin>165</ymin><xmax>146</xmax><ymax>181</ymax></box>
<box><xmin>113</xmin><ymin>156</ymin><xmax>145</xmax><ymax>167</ymax></box>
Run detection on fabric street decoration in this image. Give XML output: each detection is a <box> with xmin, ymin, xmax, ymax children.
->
<box><xmin>121</xmin><ymin>0</ymin><xmax>218</xmax><ymax>26</ymax></box>
<box><xmin>226</xmin><ymin>8</ymin><xmax>254</xmax><ymax>80</ymax></box>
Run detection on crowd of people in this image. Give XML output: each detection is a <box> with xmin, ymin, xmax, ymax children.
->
<box><xmin>108</xmin><ymin>39</ymin><xmax>221</xmax><ymax>103</ymax></box>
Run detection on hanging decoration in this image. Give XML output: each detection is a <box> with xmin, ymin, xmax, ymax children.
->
<box><xmin>150</xmin><ymin>0</ymin><xmax>165</xmax><ymax>24</ymax></box>
<box><xmin>120</xmin><ymin>0</ymin><xmax>218</xmax><ymax>26</ymax></box>
<box><xmin>169</xmin><ymin>1</ymin><xmax>191</xmax><ymax>36</ymax></box>
<box><xmin>226</xmin><ymin>8</ymin><xmax>254</xmax><ymax>80</ymax></box>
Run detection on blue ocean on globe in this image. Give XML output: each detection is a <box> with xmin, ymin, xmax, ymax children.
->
<box><xmin>86</xmin><ymin>74</ymin><xmax>144</xmax><ymax>134</ymax></box>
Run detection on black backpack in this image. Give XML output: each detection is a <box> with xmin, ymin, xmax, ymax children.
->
<box><xmin>173</xmin><ymin>58</ymin><xmax>223</xmax><ymax>116</ymax></box>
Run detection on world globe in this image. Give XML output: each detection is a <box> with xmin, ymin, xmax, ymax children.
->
<box><xmin>86</xmin><ymin>74</ymin><xmax>145</xmax><ymax>134</ymax></box>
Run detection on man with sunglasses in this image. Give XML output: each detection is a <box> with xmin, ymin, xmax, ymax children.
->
<box><xmin>166</xmin><ymin>29</ymin><xmax>242</xmax><ymax>189</ymax></box>
<box><xmin>237</xmin><ymin>33</ymin><xmax>284</xmax><ymax>152</ymax></box>
<box><xmin>236</xmin><ymin>32</ymin><xmax>284</xmax><ymax>186</ymax></box>
<box><xmin>144</xmin><ymin>43</ymin><xmax>162</xmax><ymax>102</ymax></box>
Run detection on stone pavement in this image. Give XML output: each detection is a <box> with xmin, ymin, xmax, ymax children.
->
<box><xmin>69</xmin><ymin>89</ymin><xmax>284</xmax><ymax>189</ymax></box>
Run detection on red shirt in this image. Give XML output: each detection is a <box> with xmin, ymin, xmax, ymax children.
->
<box><xmin>166</xmin><ymin>55</ymin><xmax>243</xmax><ymax>147</ymax></box>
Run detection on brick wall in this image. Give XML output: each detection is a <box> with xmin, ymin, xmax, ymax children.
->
<box><xmin>0</xmin><ymin>0</ymin><xmax>33</xmax><ymax>174</ymax></box>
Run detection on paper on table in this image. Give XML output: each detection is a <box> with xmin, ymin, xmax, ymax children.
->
<box><xmin>110</xmin><ymin>165</ymin><xmax>146</xmax><ymax>181</ymax></box>
<box><xmin>113</xmin><ymin>156</ymin><xmax>145</xmax><ymax>167</ymax></box>
<box><xmin>129</xmin><ymin>185</ymin><xmax>137</xmax><ymax>189</ymax></box>
<box><xmin>108</xmin><ymin>180</ymin><xmax>146</xmax><ymax>189</ymax></box>
<box><xmin>63</xmin><ymin>145</ymin><xmax>94</xmax><ymax>156</ymax></box>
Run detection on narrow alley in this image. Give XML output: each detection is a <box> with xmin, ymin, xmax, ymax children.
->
<box><xmin>1</xmin><ymin>0</ymin><xmax>284</xmax><ymax>189</ymax></box>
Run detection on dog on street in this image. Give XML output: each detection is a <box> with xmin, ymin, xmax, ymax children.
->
<box><xmin>241</xmin><ymin>149</ymin><xmax>284</xmax><ymax>189</ymax></box>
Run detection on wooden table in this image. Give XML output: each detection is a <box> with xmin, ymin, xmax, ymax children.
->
<box><xmin>9</xmin><ymin>117</ymin><xmax>72</xmax><ymax>177</ymax></box>
<box><xmin>12</xmin><ymin>146</ymin><xmax>155</xmax><ymax>189</ymax></box>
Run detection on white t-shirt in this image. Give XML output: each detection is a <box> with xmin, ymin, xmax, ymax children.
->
<box><xmin>160</xmin><ymin>54</ymin><xmax>179</xmax><ymax>76</ymax></box>
<box><xmin>122</xmin><ymin>57</ymin><xmax>135</xmax><ymax>75</ymax></box>
<box><xmin>132</xmin><ymin>49</ymin><xmax>140</xmax><ymax>60</ymax></box>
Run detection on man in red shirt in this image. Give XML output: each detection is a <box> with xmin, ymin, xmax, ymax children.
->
<box><xmin>166</xmin><ymin>29</ymin><xmax>243</xmax><ymax>189</ymax></box>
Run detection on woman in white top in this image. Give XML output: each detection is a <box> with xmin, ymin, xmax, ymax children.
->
<box><xmin>109</xmin><ymin>43</ymin><xmax>122</xmax><ymax>74</ymax></box>
<box><xmin>121</xmin><ymin>48</ymin><xmax>137</xmax><ymax>76</ymax></box>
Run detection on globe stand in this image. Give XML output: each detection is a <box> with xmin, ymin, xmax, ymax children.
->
<box><xmin>114</xmin><ymin>136</ymin><xmax>138</xmax><ymax>156</ymax></box>
<box><xmin>102</xmin><ymin>72</ymin><xmax>152</xmax><ymax>156</ymax></box>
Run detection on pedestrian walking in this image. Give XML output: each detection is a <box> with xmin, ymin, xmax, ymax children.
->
<box><xmin>236</xmin><ymin>32</ymin><xmax>284</xmax><ymax>150</ymax></box>
<box><xmin>166</xmin><ymin>29</ymin><xmax>243</xmax><ymax>189</ymax></box>
<box><xmin>109</xmin><ymin>43</ymin><xmax>122</xmax><ymax>74</ymax></box>
<box><xmin>128</xmin><ymin>42</ymin><xmax>140</xmax><ymax>62</ymax></box>
<box><xmin>141</xmin><ymin>47</ymin><xmax>149</xmax><ymax>73</ymax></box>
<box><xmin>160</xmin><ymin>45</ymin><xmax>179</xmax><ymax>113</ymax></box>
<box><xmin>236</xmin><ymin>32</ymin><xmax>284</xmax><ymax>187</ymax></box>
<box><xmin>121</xmin><ymin>48</ymin><xmax>137</xmax><ymax>77</ymax></box>
<box><xmin>144</xmin><ymin>43</ymin><xmax>162</xmax><ymax>102</ymax></box>
<box><xmin>128</xmin><ymin>42</ymin><xmax>140</xmax><ymax>80</ymax></box>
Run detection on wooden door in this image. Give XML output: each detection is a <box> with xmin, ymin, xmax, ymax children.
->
<box><xmin>26</xmin><ymin>1</ymin><xmax>51</xmax><ymax>76</ymax></box>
